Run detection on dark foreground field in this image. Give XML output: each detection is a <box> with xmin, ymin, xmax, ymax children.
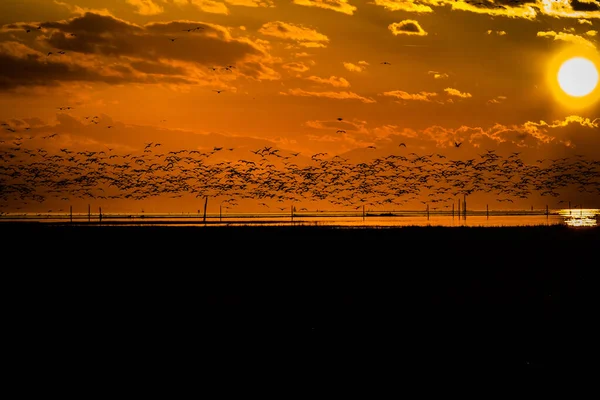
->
<box><xmin>3</xmin><ymin>222</ymin><xmax>598</xmax><ymax>373</ymax></box>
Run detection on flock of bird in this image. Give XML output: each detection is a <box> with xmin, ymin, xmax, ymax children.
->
<box><xmin>1</xmin><ymin>131</ymin><xmax>599</xmax><ymax>213</ymax></box>
<box><xmin>3</xmin><ymin>12</ymin><xmax>599</xmax><ymax>213</ymax></box>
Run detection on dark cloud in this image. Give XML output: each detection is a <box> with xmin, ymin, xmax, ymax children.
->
<box><xmin>398</xmin><ymin>22</ymin><xmax>421</xmax><ymax>33</ymax></box>
<box><xmin>40</xmin><ymin>13</ymin><xmax>263</xmax><ymax>65</ymax></box>
<box><xmin>0</xmin><ymin>52</ymin><xmax>192</xmax><ymax>90</ymax></box>
<box><xmin>570</xmin><ymin>0</ymin><xmax>600</xmax><ymax>12</ymax></box>
<box><xmin>41</xmin><ymin>12</ymin><xmax>142</xmax><ymax>35</ymax></box>
<box><xmin>0</xmin><ymin>12</ymin><xmax>270</xmax><ymax>90</ymax></box>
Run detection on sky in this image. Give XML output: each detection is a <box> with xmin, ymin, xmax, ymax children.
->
<box><xmin>1</xmin><ymin>0</ymin><xmax>600</xmax><ymax>214</ymax></box>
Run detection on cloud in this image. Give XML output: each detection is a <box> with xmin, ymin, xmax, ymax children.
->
<box><xmin>281</xmin><ymin>88</ymin><xmax>376</xmax><ymax>103</ymax></box>
<box><xmin>586</xmin><ymin>30</ymin><xmax>598</xmax><ymax>36</ymax></box>
<box><xmin>578</xmin><ymin>18</ymin><xmax>593</xmax><ymax>24</ymax></box>
<box><xmin>292</xmin><ymin>0</ymin><xmax>357</xmax><ymax>15</ymax></box>
<box><xmin>381</xmin><ymin>90</ymin><xmax>438</xmax><ymax>102</ymax></box>
<box><xmin>306</xmin><ymin>75</ymin><xmax>351</xmax><ymax>87</ymax></box>
<box><xmin>369</xmin><ymin>0</ymin><xmax>600</xmax><ymax>21</ymax></box>
<box><xmin>487</xmin><ymin>95</ymin><xmax>507</xmax><ymax>104</ymax></box>
<box><xmin>388</xmin><ymin>20</ymin><xmax>428</xmax><ymax>36</ymax></box>
<box><xmin>444</xmin><ymin>88</ymin><xmax>472</xmax><ymax>98</ymax></box>
<box><xmin>172</xmin><ymin>0</ymin><xmax>230</xmax><ymax>15</ymax></box>
<box><xmin>486</xmin><ymin>30</ymin><xmax>507</xmax><ymax>35</ymax></box>
<box><xmin>0</xmin><ymin>12</ymin><xmax>277</xmax><ymax>90</ymax></box>
<box><xmin>53</xmin><ymin>0</ymin><xmax>113</xmax><ymax>16</ymax></box>
<box><xmin>283</xmin><ymin>61</ymin><xmax>311</xmax><ymax>72</ymax></box>
<box><xmin>302</xmin><ymin>114</ymin><xmax>600</xmax><ymax>153</ymax></box>
<box><xmin>537</xmin><ymin>30</ymin><xmax>596</xmax><ymax>48</ymax></box>
<box><xmin>126</xmin><ymin>0</ymin><xmax>164</xmax><ymax>15</ymax></box>
<box><xmin>428</xmin><ymin>70</ymin><xmax>449</xmax><ymax>79</ymax></box>
<box><xmin>343</xmin><ymin>61</ymin><xmax>368</xmax><ymax>72</ymax></box>
<box><xmin>223</xmin><ymin>0</ymin><xmax>275</xmax><ymax>7</ymax></box>
<box><xmin>258</xmin><ymin>21</ymin><xmax>329</xmax><ymax>48</ymax></box>
<box><xmin>370</xmin><ymin>0</ymin><xmax>434</xmax><ymax>13</ymax></box>
<box><xmin>0</xmin><ymin>41</ymin><xmax>193</xmax><ymax>91</ymax></box>
<box><xmin>410</xmin><ymin>115</ymin><xmax>600</xmax><ymax>149</ymax></box>
<box><xmin>380</xmin><ymin>88</ymin><xmax>471</xmax><ymax>103</ymax></box>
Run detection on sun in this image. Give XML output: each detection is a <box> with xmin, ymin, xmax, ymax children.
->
<box><xmin>557</xmin><ymin>57</ymin><xmax>598</xmax><ymax>97</ymax></box>
<box><xmin>546</xmin><ymin>46</ymin><xmax>600</xmax><ymax>109</ymax></box>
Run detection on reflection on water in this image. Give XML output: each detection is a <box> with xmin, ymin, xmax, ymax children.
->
<box><xmin>1</xmin><ymin>209</ymin><xmax>597</xmax><ymax>227</ymax></box>
<box><xmin>558</xmin><ymin>208</ymin><xmax>599</xmax><ymax>227</ymax></box>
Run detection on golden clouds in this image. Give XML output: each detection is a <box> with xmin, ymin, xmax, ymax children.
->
<box><xmin>281</xmin><ymin>88</ymin><xmax>376</xmax><ymax>103</ymax></box>
<box><xmin>224</xmin><ymin>0</ymin><xmax>275</xmax><ymax>7</ymax></box>
<box><xmin>283</xmin><ymin>61</ymin><xmax>311</xmax><ymax>72</ymax></box>
<box><xmin>428</xmin><ymin>71</ymin><xmax>449</xmax><ymax>79</ymax></box>
<box><xmin>126</xmin><ymin>0</ymin><xmax>164</xmax><ymax>15</ymax></box>
<box><xmin>369</xmin><ymin>0</ymin><xmax>600</xmax><ymax>21</ymax></box>
<box><xmin>343</xmin><ymin>61</ymin><xmax>369</xmax><ymax>72</ymax></box>
<box><xmin>292</xmin><ymin>0</ymin><xmax>357</xmax><ymax>15</ymax></box>
<box><xmin>537</xmin><ymin>0</ymin><xmax>600</xmax><ymax>19</ymax></box>
<box><xmin>258</xmin><ymin>21</ymin><xmax>329</xmax><ymax>48</ymax></box>
<box><xmin>184</xmin><ymin>0</ymin><xmax>230</xmax><ymax>15</ymax></box>
<box><xmin>382</xmin><ymin>90</ymin><xmax>437</xmax><ymax>101</ymax></box>
<box><xmin>165</xmin><ymin>0</ymin><xmax>275</xmax><ymax>13</ymax></box>
<box><xmin>487</xmin><ymin>95</ymin><xmax>507</xmax><ymax>104</ymax></box>
<box><xmin>537</xmin><ymin>30</ymin><xmax>596</xmax><ymax>48</ymax></box>
<box><xmin>444</xmin><ymin>88</ymin><xmax>472</xmax><ymax>98</ymax></box>
<box><xmin>370</xmin><ymin>0</ymin><xmax>434</xmax><ymax>13</ymax></box>
<box><xmin>306</xmin><ymin>75</ymin><xmax>351</xmax><ymax>87</ymax></box>
<box><xmin>382</xmin><ymin>88</ymin><xmax>471</xmax><ymax>103</ymax></box>
<box><xmin>388</xmin><ymin>20</ymin><xmax>427</xmax><ymax>36</ymax></box>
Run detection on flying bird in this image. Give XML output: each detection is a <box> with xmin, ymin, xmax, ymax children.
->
<box><xmin>213</xmin><ymin>90</ymin><xmax>225</xmax><ymax>94</ymax></box>
<box><xmin>381</xmin><ymin>61</ymin><xmax>391</xmax><ymax>65</ymax></box>
<box><xmin>454</xmin><ymin>141</ymin><xmax>462</xmax><ymax>148</ymax></box>
<box><xmin>399</xmin><ymin>143</ymin><xmax>406</xmax><ymax>147</ymax></box>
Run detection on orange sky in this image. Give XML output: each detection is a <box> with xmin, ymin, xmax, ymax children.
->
<box><xmin>1</xmin><ymin>0</ymin><xmax>600</xmax><ymax>213</ymax></box>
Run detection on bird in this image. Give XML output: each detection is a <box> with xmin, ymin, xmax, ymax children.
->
<box><xmin>399</xmin><ymin>143</ymin><xmax>406</xmax><ymax>147</ymax></box>
<box><xmin>213</xmin><ymin>90</ymin><xmax>225</xmax><ymax>94</ymax></box>
<box><xmin>454</xmin><ymin>141</ymin><xmax>462</xmax><ymax>148</ymax></box>
<box><xmin>336</xmin><ymin>130</ymin><xmax>346</xmax><ymax>134</ymax></box>
<box><xmin>337</xmin><ymin>117</ymin><xmax>343</xmax><ymax>121</ymax></box>
<box><xmin>381</xmin><ymin>61</ymin><xmax>391</xmax><ymax>65</ymax></box>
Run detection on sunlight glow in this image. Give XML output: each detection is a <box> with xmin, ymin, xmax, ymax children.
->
<box><xmin>547</xmin><ymin>47</ymin><xmax>600</xmax><ymax>109</ymax></box>
<box><xmin>557</xmin><ymin>57</ymin><xmax>598</xmax><ymax>97</ymax></box>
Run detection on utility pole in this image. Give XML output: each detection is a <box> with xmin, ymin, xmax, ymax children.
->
<box><xmin>203</xmin><ymin>196</ymin><xmax>208</xmax><ymax>222</ymax></box>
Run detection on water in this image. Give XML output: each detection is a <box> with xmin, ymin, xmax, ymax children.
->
<box><xmin>1</xmin><ymin>209</ymin><xmax>597</xmax><ymax>227</ymax></box>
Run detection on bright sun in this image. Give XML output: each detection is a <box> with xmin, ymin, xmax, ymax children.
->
<box><xmin>557</xmin><ymin>57</ymin><xmax>598</xmax><ymax>97</ymax></box>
